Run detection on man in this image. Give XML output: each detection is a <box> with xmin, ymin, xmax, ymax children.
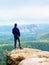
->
<box><xmin>12</xmin><ymin>24</ymin><xmax>22</xmax><ymax>49</ymax></box>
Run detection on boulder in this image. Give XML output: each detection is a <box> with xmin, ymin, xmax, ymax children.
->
<box><xmin>6</xmin><ymin>48</ymin><xmax>49</xmax><ymax>65</ymax></box>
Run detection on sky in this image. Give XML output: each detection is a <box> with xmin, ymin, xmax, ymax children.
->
<box><xmin>0</xmin><ymin>0</ymin><xmax>49</xmax><ymax>25</ymax></box>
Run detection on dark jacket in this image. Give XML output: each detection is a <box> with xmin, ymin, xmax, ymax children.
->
<box><xmin>12</xmin><ymin>27</ymin><xmax>20</xmax><ymax>37</ymax></box>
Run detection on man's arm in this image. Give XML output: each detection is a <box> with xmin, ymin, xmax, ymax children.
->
<box><xmin>18</xmin><ymin>28</ymin><xmax>20</xmax><ymax>36</ymax></box>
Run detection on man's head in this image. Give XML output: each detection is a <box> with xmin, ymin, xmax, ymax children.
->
<box><xmin>14</xmin><ymin>23</ymin><xmax>17</xmax><ymax>27</ymax></box>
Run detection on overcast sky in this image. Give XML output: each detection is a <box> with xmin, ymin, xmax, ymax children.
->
<box><xmin>0</xmin><ymin>0</ymin><xmax>49</xmax><ymax>25</ymax></box>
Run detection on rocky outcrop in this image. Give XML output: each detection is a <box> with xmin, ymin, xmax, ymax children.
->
<box><xmin>7</xmin><ymin>48</ymin><xmax>49</xmax><ymax>65</ymax></box>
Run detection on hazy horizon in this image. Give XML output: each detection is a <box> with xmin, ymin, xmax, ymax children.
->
<box><xmin>0</xmin><ymin>0</ymin><xmax>49</xmax><ymax>25</ymax></box>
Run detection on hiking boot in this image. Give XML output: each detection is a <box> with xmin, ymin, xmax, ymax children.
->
<box><xmin>20</xmin><ymin>47</ymin><xmax>23</xmax><ymax>49</ymax></box>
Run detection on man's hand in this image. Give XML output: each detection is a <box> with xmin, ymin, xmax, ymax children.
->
<box><xmin>17</xmin><ymin>36</ymin><xmax>20</xmax><ymax>38</ymax></box>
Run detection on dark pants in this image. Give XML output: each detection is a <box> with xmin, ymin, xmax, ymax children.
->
<box><xmin>14</xmin><ymin>36</ymin><xmax>21</xmax><ymax>49</ymax></box>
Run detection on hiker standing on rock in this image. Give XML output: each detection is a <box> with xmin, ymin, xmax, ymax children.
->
<box><xmin>12</xmin><ymin>24</ymin><xmax>22</xmax><ymax>49</ymax></box>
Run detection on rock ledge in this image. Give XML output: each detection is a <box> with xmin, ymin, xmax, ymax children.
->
<box><xmin>7</xmin><ymin>48</ymin><xmax>49</xmax><ymax>65</ymax></box>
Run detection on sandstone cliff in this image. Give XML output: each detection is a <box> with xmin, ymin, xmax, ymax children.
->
<box><xmin>7</xmin><ymin>48</ymin><xmax>49</xmax><ymax>65</ymax></box>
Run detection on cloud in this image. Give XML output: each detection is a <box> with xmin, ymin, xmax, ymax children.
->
<box><xmin>0</xmin><ymin>6</ymin><xmax>49</xmax><ymax>19</ymax></box>
<box><xmin>0</xmin><ymin>0</ymin><xmax>49</xmax><ymax>25</ymax></box>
